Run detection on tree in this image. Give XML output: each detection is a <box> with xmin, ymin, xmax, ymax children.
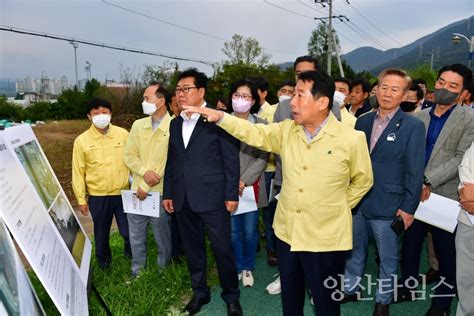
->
<box><xmin>307</xmin><ymin>23</ymin><xmax>340</xmax><ymax>72</ymax></box>
<box><xmin>142</xmin><ymin>61</ymin><xmax>179</xmax><ymax>87</ymax></box>
<box><xmin>407</xmin><ymin>64</ymin><xmax>437</xmax><ymax>90</ymax></box>
<box><xmin>222</xmin><ymin>34</ymin><xmax>271</xmax><ymax>67</ymax></box>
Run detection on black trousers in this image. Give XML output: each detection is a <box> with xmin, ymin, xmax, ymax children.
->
<box><xmin>170</xmin><ymin>212</ymin><xmax>183</xmax><ymax>257</ymax></box>
<box><xmin>277</xmin><ymin>238</ymin><xmax>347</xmax><ymax>316</ymax></box>
<box><xmin>88</xmin><ymin>195</ymin><xmax>131</xmax><ymax>267</ymax></box>
<box><xmin>176</xmin><ymin>196</ymin><xmax>240</xmax><ymax>303</ymax></box>
<box><xmin>400</xmin><ymin>219</ymin><xmax>457</xmax><ymax>311</ymax></box>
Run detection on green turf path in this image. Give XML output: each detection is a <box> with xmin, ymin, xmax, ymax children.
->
<box><xmin>198</xmin><ymin>240</ymin><xmax>458</xmax><ymax>315</ymax></box>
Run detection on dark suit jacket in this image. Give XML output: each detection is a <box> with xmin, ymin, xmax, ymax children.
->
<box><xmin>354</xmin><ymin>109</ymin><xmax>426</xmax><ymax>219</ymax></box>
<box><xmin>421</xmin><ymin>99</ymin><xmax>434</xmax><ymax>110</ymax></box>
<box><xmin>163</xmin><ymin>108</ymin><xmax>240</xmax><ymax>213</ymax></box>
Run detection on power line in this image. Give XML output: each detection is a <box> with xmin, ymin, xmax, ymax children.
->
<box><xmin>347</xmin><ymin>2</ymin><xmax>404</xmax><ymax>47</ymax></box>
<box><xmin>0</xmin><ymin>25</ymin><xmax>216</xmax><ymax>66</ymax></box>
<box><xmin>102</xmin><ymin>0</ymin><xmax>300</xmax><ymax>56</ymax></box>
<box><xmin>263</xmin><ymin>0</ymin><xmax>314</xmax><ymax>19</ymax></box>
<box><xmin>297</xmin><ymin>0</ymin><xmax>327</xmax><ymax>15</ymax></box>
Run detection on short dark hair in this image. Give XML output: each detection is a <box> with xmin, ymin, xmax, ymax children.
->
<box><xmin>228</xmin><ymin>79</ymin><xmax>261</xmax><ymax>114</ymax></box>
<box><xmin>148</xmin><ymin>81</ymin><xmax>171</xmax><ymax>107</ymax></box>
<box><xmin>409</xmin><ymin>82</ymin><xmax>424</xmax><ymax>101</ymax></box>
<box><xmin>297</xmin><ymin>70</ymin><xmax>335</xmax><ymax>110</ymax></box>
<box><xmin>333</xmin><ymin>77</ymin><xmax>351</xmax><ymax>90</ymax></box>
<box><xmin>247</xmin><ymin>76</ymin><xmax>269</xmax><ymax>92</ymax></box>
<box><xmin>437</xmin><ymin>64</ymin><xmax>473</xmax><ymax>90</ymax></box>
<box><xmin>350</xmin><ymin>78</ymin><xmax>370</xmax><ymax>93</ymax></box>
<box><xmin>293</xmin><ymin>55</ymin><xmax>318</xmax><ymax>70</ymax></box>
<box><xmin>87</xmin><ymin>97</ymin><xmax>112</xmax><ymax>113</ymax></box>
<box><xmin>177</xmin><ymin>68</ymin><xmax>208</xmax><ymax>90</ymax></box>
<box><xmin>278</xmin><ymin>79</ymin><xmax>296</xmax><ymax>90</ymax></box>
<box><xmin>412</xmin><ymin>78</ymin><xmax>427</xmax><ymax>86</ymax></box>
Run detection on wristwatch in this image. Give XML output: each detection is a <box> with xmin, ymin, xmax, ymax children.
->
<box><xmin>423</xmin><ymin>175</ymin><xmax>431</xmax><ymax>187</ymax></box>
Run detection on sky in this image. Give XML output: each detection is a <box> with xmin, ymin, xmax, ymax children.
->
<box><xmin>0</xmin><ymin>0</ymin><xmax>473</xmax><ymax>83</ymax></box>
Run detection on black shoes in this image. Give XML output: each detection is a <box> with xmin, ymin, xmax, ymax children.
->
<box><xmin>267</xmin><ymin>251</ymin><xmax>278</xmax><ymax>266</ymax></box>
<box><xmin>227</xmin><ymin>301</ymin><xmax>243</xmax><ymax>316</ymax></box>
<box><xmin>373</xmin><ymin>303</ymin><xmax>389</xmax><ymax>316</ymax></box>
<box><xmin>183</xmin><ymin>296</ymin><xmax>211</xmax><ymax>315</ymax></box>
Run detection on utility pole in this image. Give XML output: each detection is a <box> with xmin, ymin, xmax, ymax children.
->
<box><xmin>85</xmin><ymin>61</ymin><xmax>92</xmax><ymax>81</ymax></box>
<box><xmin>326</xmin><ymin>0</ymin><xmax>333</xmax><ymax>74</ymax></box>
<box><xmin>333</xmin><ymin>30</ymin><xmax>344</xmax><ymax>77</ymax></box>
<box><xmin>69</xmin><ymin>41</ymin><xmax>79</xmax><ymax>88</ymax></box>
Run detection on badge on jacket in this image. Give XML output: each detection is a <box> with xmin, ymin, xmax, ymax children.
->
<box><xmin>387</xmin><ymin>133</ymin><xmax>396</xmax><ymax>141</ymax></box>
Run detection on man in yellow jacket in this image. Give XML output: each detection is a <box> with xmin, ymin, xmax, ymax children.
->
<box><xmin>72</xmin><ymin>97</ymin><xmax>131</xmax><ymax>269</ymax></box>
<box><xmin>123</xmin><ymin>83</ymin><xmax>173</xmax><ymax>277</ymax></box>
<box><xmin>183</xmin><ymin>70</ymin><xmax>373</xmax><ymax>316</ymax></box>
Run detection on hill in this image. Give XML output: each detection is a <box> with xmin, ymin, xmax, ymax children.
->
<box><xmin>342</xmin><ymin>15</ymin><xmax>474</xmax><ymax>73</ymax></box>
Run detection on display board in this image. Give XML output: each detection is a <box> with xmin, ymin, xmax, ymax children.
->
<box><xmin>0</xmin><ymin>125</ymin><xmax>90</xmax><ymax>315</ymax></box>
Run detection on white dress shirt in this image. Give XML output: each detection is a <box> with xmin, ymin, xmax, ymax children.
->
<box><xmin>180</xmin><ymin>101</ymin><xmax>206</xmax><ymax>148</ymax></box>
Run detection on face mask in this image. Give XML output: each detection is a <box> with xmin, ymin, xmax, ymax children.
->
<box><xmin>434</xmin><ymin>88</ymin><xmax>460</xmax><ymax>105</ymax></box>
<box><xmin>92</xmin><ymin>114</ymin><xmax>111</xmax><ymax>129</ymax></box>
<box><xmin>278</xmin><ymin>95</ymin><xmax>292</xmax><ymax>103</ymax></box>
<box><xmin>333</xmin><ymin>91</ymin><xmax>346</xmax><ymax>108</ymax></box>
<box><xmin>232</xmin><ymin>98</ymin><xmax>252</xmax><ymax>113</ymax></box>
<box><xmin>400</xmin><ymin>101</ymin><xmax>418</xmax><ymax>113</ymax></box>
<box><xmin>142</xmin><ymin>101</ymin><xmax>157</xmax><ymax>115</ymax></box>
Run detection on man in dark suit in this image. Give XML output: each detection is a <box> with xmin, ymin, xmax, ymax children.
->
<box><xmin>400</xmin><ymin>64</ymin><xmax>474</xmax><ymax>316</ymax></box>
<box><xmin>343</xmin><ymin>69</ymin><xmax>426</xmax><ymax>316</ymax></box>
<box><xmin>162</xmin><ymin>69</ymin><xmax>242</xmax><ymax>316</ymax></box>
<box><xmin>413</xmin><ymin>78</ymin><xmax>435</xmax><ymax>110</ymax></box>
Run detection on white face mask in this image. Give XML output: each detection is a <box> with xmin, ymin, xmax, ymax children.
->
<box><xmin>92</xmin><ymin>114</ymin><xmax>111</xmax><ymax>129</ymax></box>
<box><xmin>142</xmin><ymin>101</ymin><xmax>157</xmax><ymax>115</ymax></box>
<box><xmin>278</xmin><ymin>95</ymin><xmax>292</xmax><ymax>103</ymax></box>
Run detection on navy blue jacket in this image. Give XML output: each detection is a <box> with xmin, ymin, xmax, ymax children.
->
<box><xmin>163</xmin><ymin>112</ymin><xmax>240</xmax><ymax>213</ymax></box>
<box><xmin>354</xmin><ymin>109</ymin><xmax>426</xmax><ymax>219</ymax></box>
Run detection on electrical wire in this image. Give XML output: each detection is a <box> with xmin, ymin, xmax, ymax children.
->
<box><xmin>102</xmin><ymin>0</ymin><xmax>300</xmax><ymax>55</ymax></box>
<box><xmin>0</xmin><ymin>25</ymin><xmax>216</xmax><ymax>66</ymax></box>
<box><xmin>347</xmin><ymin>1</ymin><xmax>404</xmax><ymax>47</ymax></box>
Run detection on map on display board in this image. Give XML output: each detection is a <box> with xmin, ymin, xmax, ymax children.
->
<box><xmin>0</xmin><ymin>219</ymin><xmax>45</xmax><ymax>316</ymax></box>
<box><xmin>0</xmin><ymin>124</ymin><xmax>91</xmax><ymax>315</ymax></box>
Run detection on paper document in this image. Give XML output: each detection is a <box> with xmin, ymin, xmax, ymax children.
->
<box><xmin>121</xmin><ymin>190</ymin><xmax>160</xmax><ymax>218</ymax></box>
<box><xmin>414</xmin><ymin>193</ymin><xmax>459</xmax><ymax>233</ymax></box>
<box><xmin>233</xmin><ymin>187</ymin><xmax>258</xmax><ymax>216</ymax></box>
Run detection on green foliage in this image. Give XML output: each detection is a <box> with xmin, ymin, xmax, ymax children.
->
<box><xmin>29</xmin><ymin>229</ymin><xmax>219</xmax><ymax>315</ymax></box>
<box><xmin>55</xmin><ymin>88</ymin><xmax>89</xmax><ymax>119</ymax></box>
<box><xmin>407</xmin><ymin>64</ymin><xmax>437</xmax><ymax>90</ymax></box>
<box><xmin>142</xmin><ymin>62</ymin><xmax>180</xmax><ymax>87</ymax></box>
<box><xmin>0</xmin><ymin>96</ymin><xmax>23</xmax><ymax>121</ymax></box>
<box><xmin>222</xmin><ymin>34</ymin><xmax>271</xmax><ymax>67</ymax></box>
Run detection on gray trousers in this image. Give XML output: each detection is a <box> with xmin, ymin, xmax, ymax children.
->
<box><xmin>127</xmin><ymin>206</ymin><xmax>171</xmax><ymax>276</ymax></box>
<box><xmin>456</xmin><ymin>222</ymin><xmax>474</xmax><ymax>316</ymax></box>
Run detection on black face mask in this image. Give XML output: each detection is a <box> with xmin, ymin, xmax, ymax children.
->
<box><xmin>434</xmin><ymin>88</ymin><xmax>460</xmax><ymax>105</ymax></box>
<box><xmin>400</xmin><ymin>101</ymin><xmax>418</xmax><ymax>112</ymax></box>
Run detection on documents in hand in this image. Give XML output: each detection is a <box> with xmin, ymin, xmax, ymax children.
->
<box><xmin>414</xmin><ymin>193</ymin><xmax>459</xmax><ymax>233</ymax></box>
<box><xmin>121</xmin><ymin>190</ymin><xmax>160</xmax><ymax>218</ymax></box>
<box><xmin>233</xmin><ymin>186</ymin><xmax>258</xmax><ymax>216</ymax></box>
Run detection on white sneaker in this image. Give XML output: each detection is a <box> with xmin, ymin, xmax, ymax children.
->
<box><xmin>238</xmin><ymin>272</ymin><xmax>242</xmax><ymax>281</ymax></box>
<box><xmin>265</xmin><ymin>275</ymin><xmax>281</xmax><ymax>294</ymax></box>
<box><xmin>242</xmin><ymin>270</ymin><xmax>254</xmax><ymax>287</ymax></box>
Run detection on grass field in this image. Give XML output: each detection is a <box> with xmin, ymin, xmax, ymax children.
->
<box><xmin>29</xmin><ymin>119</ymin><xmax>218</xmax><ymax>315</ymax></box>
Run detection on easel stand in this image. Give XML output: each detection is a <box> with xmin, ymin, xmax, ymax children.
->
<box><xmin>91</xmin><ymin>283</ymin><xmax>112</xmax><ymax>316</ymax></box>
<box><xmin>87</xmin><ymin>267</ymin><xmax>112</xmax><ymax>315</ymax></box>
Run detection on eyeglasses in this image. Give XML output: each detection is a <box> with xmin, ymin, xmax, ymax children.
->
<box><xmin>175</xmin><ymin>86</ymin><xmax>198</xmax><ymax>95</ymax></box>
<box><xmin>232</xmin><ymin>93</ymin><xmax>253</xmax><ymax>101</ymax></box>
